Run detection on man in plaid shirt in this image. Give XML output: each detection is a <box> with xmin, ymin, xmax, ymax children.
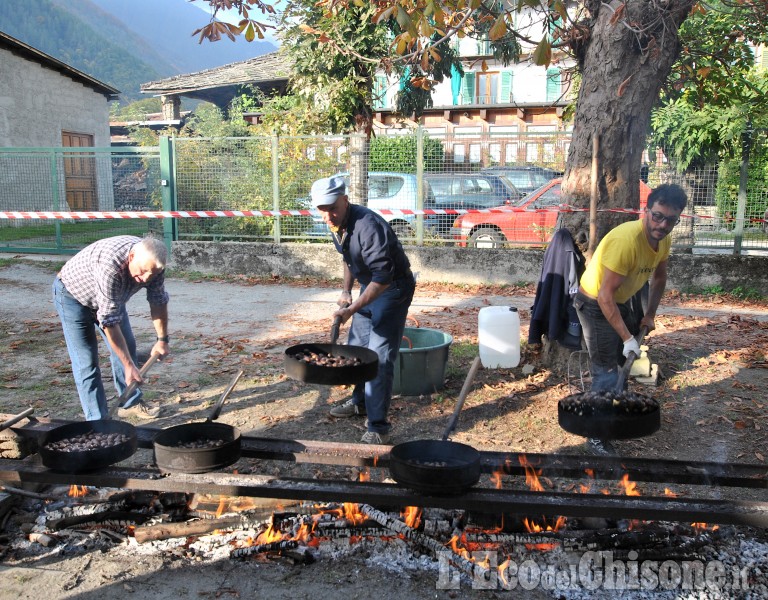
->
<box><xmin>53</xmin><ymin>236</ymin><xmax>170</xmax><ymax>420</ymax></box>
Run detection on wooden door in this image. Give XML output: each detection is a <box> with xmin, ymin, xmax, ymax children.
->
<box><xmin>62</xmin><ymin>131</ymin><xmax>97</xmax><ymax>211</ymax></box>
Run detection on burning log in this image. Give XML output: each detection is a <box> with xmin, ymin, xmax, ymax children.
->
<box><xmin>358</xmin><ymin>504</ymin><xmax>493</xmax><ymax>582</ymax></box>
<box><xmin>230</xmin><ymin>539</ymin><xmax>299</xmax><ymax>558</ymax></box>
<box><xmin>47</xmin><ymin>511</ymin><xmax>151</xmax><ymax>532</ymax></box>
<box><xmin>134</xmin><ymin>514</ymin><xmax>269</xmax><ymax>543</ymax></box>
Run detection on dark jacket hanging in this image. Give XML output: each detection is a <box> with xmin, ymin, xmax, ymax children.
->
<box><xmin>528</xmin><ymin>229</ymin><xmax>585</xmax><ymax>348</ymax></box>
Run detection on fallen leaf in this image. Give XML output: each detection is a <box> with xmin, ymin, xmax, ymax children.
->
<box><xmin>756</xmin><ymin>452</ymin><xmax>765</xmax><ymax>462</ymax></box>
<box><xmin>734</xmin><ymin>421</ymin><xmax>747</xmax><ymax>429</ymax></box>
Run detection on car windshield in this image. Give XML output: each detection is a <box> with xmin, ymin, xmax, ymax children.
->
<box><xmin>512</xmin><ymin>180</ymin><xmax>555</xmax><ymax>207</ymax></box>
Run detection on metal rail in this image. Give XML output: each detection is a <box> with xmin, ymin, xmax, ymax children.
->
<box><xmin>7</xmin><ymin>415</ymin><xmax>768</xmax><ymax>489</ymax></box>
<box><xmin>1</xmin><ymin>459</ymin><xmax>767</xmax><ymax>528</ymax></box>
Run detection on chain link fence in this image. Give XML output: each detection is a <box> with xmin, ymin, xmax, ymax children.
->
<box><xmin>2</xmin><ymin>132</ymin><xmax>767</xmax><ymax>254</ymax></box>
<box><xmin>0</xmin><ymin>146</ymin><xmax>162</xmax><ymax>253</ymax></box>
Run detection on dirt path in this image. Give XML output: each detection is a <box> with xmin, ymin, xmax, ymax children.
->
<box><xmin>1</xmin><ymin>258</ymin><xmax>767</xmax><ymax>599</ymax></box>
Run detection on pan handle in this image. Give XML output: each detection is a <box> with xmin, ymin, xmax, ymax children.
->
<box><xmin>0</xmin><ymin>407</ymin><xmax>34</xmax><ymax>433</ymax></box>
<box><xmin>207</xmin><ymin>370</ymin><xmax>244</xmax><ymax>422</ymax></box>
<box><xmin>113</xmin><ymin>353</ymin><xmax>161</xmax><ymax>412</ymax></box>
<box><xmin>330</xmin><ymin>301</ymin><xmax>351</xmax><ymax>345</ymax></box>
<box><xmin>442</xmin><ymin>356</ymin><xmax>482</xmax><ymax>441</ymax></box>
<box><xmin>615</xmin><ymin>326</ymin><xmax>649</xmax><ymax>391</ymax></box>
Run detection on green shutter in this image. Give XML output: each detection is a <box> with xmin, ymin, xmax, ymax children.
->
<box><xmin>546</xmin><ymin>68</ymin><xmax>561</xmax><ymax>102</ymax></box>
<box><xmin>374</xmin><ymin>75</ymin><xmax>387</xmax><ymax>109</ymax></box>
<box><xmin>501</xmin><ymin>72</ymin><xmax>513</xmax><ymax>103</ymax></box>
<box><xmin>461</xmin><ymin>72</ymin><xmax>475</xmax><ymax>105</ymax></box>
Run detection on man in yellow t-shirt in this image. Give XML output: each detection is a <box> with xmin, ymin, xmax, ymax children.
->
<box><xmin>574</xmin><ymin>184</ymin><xmax>687</xmax><ymax>454</ymax></box>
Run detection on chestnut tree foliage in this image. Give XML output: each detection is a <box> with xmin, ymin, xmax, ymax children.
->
<box><xmin>194</xmin><ymin>0</ymin><xmax>768</xmax><ymax>242</ymax></box>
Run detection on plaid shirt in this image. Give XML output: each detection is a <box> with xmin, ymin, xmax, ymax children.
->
<box><xmin>59</xmin><ymin>236</ymin><xmax>169</xmax><ymax>327</ymax></box>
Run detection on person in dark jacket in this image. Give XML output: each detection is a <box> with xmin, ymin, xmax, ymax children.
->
<box><xmin>311</xmin><ymin>175</ymin><xmax>416</xmax><ymax>445</ymax></box>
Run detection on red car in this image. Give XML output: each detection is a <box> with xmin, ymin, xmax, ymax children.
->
<box><xmin>450</xmin><ymin>178</ymin><xmax>651</xmax><ymax>247</ymax></box>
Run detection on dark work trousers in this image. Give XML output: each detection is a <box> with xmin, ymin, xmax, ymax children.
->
<box><xmin>573</xmin><ymin>291</ymin><xmax>633</xmax><ymax>392</ymax></box>
<box><xmin>349</xmin><ymin>276</ymin><xmax>415</xmax><ymax>436</ymax></box>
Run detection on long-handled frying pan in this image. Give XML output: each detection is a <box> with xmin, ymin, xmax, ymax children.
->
<box><xmin>558</xmin><ymin>327</ymin><xmax>660</xmax><ymax>440</ymax></box>
<box><xmin>39</xmin><ymin>354</ymin><xmax>161</xmax><ymax>472</ymax></box>
<box><xmin>389</xmin><ymin>356</ymin><xmax>483</xmax><ymax>495</ymax></box>
<box><xmin>284</xmin><ymin>307</ymin><xmax>379</xmax><ymax>386</ymax></box>
<box><xmin>153</xmin><ymin>370</ymin><xmax>244</xmax><ymax>474</ymax></box>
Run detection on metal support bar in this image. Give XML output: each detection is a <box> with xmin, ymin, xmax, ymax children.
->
<box><xmin>1</xmin><ymin>460</ymin><xmax>766</xmax><ymax>528</ymax></box>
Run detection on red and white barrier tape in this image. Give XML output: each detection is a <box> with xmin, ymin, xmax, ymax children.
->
<box><xmin>0</xmin><ymin>207</ymin><xmax>760</xmax><ymax>223</ymax></box>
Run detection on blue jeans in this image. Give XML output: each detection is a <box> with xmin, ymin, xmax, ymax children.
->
<box><xmin>53</xmin><ymin>277</ymin><xmax>141</xmax><ymax>420</ymax></box>
<box><xmin>573</xmin><ymin>291</ymin><xmax>631</xmax><ymax>392</ymax></box>
<box><xmin>349</xmin><ymin>277</ymin><xmax>415</xmax><ymax>435</ymax></box>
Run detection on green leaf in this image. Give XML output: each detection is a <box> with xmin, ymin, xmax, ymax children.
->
<box><xmin>532</xmin><ymin>38</ymin><xmax>552</xmax><ymax>67</ymax></box>
<box><xmin>488</xmin><ymin>13</ymin><xmax>507</xmax><ymax>41</ymax></box>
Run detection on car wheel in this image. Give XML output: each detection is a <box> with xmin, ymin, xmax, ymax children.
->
<box><xmin>469</xmin><ymin>227</ymin><xmax>506</xmax><ymax>248</ymax></box>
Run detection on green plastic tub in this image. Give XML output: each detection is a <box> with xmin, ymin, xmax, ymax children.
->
<box><xmin>393</xmin><ymin>327</ymin><xmax>453</xmax><ymax>396</ymax></box>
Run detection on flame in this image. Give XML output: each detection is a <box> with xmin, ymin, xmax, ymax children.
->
<box><xmin>518</xmin><ymin>455</ymin><xmax>545</xmax><ymax>492</ymax></box>
<box><xmin>373</xmin><ymin>455</ymin><xmax>379</xmax><ymax>467</ymax></box>
<box><xmin>691</xmin><ymin>522</ymin><xmax>719</xmax><ymax>531</ymax></box>
<box><xmin>343</xmin><ymin>503</ymin><xmax>367</xmax><ymax>526</ymax></box>
<box><xmin>664</xmin><ymin>488</ymin><xmax>678</xmax><ymax>497</ymax></box>
<box><xmin>358</xmin><ymin>469</ymin><xmax>370</xmax><ymax>482</ymax></box>
<box><xmin>401</xmin><ymin>506</ymin><xmax>422</xmax><ymax>529</ymax></box>
<box><xmin>499</xmin><ymin>558</ymin><xmax>512</xmax><ymax>586</ymax></box>
<box><xmin>68</xmin><ymin>485</ymin><xmax>88</xmax><ymax>497</ymax></box>
<box><xmin>447</xmin><ymin>535</ymin><xmax>472</xmax><ymax>559</ymax></box>
<box><xmin>618</xmin><ymin>474</ymin><xmax>641</xmax><ymax>496</ymax></box>
<box><xmin>255</xmin><ymin>522</ymin><xmax>284</xmax><ymax>544</ymax></box>
<box><xmin>585</xmin><ymin>468</ymin><xmax>595</xmax><ymax>479</ymax></box>
<box><xmin>490</xmin><ymin>470</ymin><xmax>503</xmax><ymax>489</ymax></box>
<box><xmin>579</xmin><ymin>483</ymin><xmax>592</xmax><ymax>493</ymax></box>
<box><xmin>215</xmin><ymin>496</ymin><xmax>228</xmax><ymax>518</ymax></box>
<box><xmin>523</xmin><ymin>516</ymin><xmax>566</xmax><ymax>534</ymax></box>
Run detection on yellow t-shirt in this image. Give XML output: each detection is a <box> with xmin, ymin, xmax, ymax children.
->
<box><xmin>580</xmin><ymin>220</ymin><xmax>671</xmax><ymax>304</ymax></box>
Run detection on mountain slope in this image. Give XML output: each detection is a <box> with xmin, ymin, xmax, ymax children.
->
<box><xmin>88</xmin><ymin>0</ymin><xmax>276</xmax><ymax>74</ymax></box>
<box><xmin>0</xmin><ymin>0</ymin><xmax>165</xmax><ymax>101</ymax></box>
<box><xmin>0</xmin><ymin>0</ymin><xmax>278</xmax><ymax>103</ymax></box>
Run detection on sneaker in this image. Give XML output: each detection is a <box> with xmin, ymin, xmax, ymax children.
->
<box><xmin>329</xmin><ymin>398</ymin><xmax>366</xmax><ymax>418</ymax></box>
<box><xmin>587</xmin><ymin>438</ymin><xmax>616</xmax><ymax>456</ymax></box>
<box><xmin>117</xmin><ymin>402</ymin><xmax>161</xmax><ymax>419</ymax></box>
<box><xmin>361</xmin><ymin>431</ymin><xmax>390</xmax><ymax>445</ymax></box>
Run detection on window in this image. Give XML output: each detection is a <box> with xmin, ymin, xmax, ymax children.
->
<box><xmin>477</xmin><ymin>72</ymin><xmax>499</xmax><ymax>104</ymax></box>
<box><xmin>453</xmin><ymin>144</ymin><xmax>466</xmax><ymax>163</ymax></box>
<box><xmin>469</xmin><ymin>143</ymin><xmax>481</xmax><ymax>163</ymax></box>
<box><xmin>532</xmin><ymin>185</ymin><xmax>562</xmax><ymax>208</ymax></box>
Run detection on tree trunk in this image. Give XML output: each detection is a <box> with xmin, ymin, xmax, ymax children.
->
<box><xmin>562</xmin><ymin>0</ymin><xmax>695</xmax><ymax>247</ymax></box>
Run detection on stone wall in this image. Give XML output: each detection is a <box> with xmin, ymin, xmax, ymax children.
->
<box><xmin>171</xmin><ymin>241</ymin><xmax>768</xmax><ymax>296</ymax></box>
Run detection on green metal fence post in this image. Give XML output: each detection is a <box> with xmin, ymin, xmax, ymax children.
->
<box><xmin>416</xmin><ymin>126</ymin><xmax>424</xmax><ymax>245</ymax></box>
<box><xmin>272</xmin><ymin>135</ymin><xmax>280</xmax><ymax>243</ymax></box>
<box><xmin>50</xmin><ymin>149</ymin><xmax>63</xmax><ymax>252</ymax></box>
<box><xmin>159</xmin><ymin>136</ymin><xmax>177</xmax><ymax>255</ymax></box>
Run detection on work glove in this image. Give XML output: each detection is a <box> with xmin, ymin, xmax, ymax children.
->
<box><xmin>622</xmin><ymin>337</ymin><xmax>641</xmax><ymax>359</ymax></box>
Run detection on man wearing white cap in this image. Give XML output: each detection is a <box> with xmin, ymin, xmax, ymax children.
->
<box><xmin>311</xmin><ymin>175</ymin><xmax>416</xmax><ymax>444</ymax></box>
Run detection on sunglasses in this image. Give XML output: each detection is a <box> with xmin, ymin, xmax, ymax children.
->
<box><xmin>648</xmin><ymin>210</ymin><xmax>680</xmax><ymax>226</ymax></box>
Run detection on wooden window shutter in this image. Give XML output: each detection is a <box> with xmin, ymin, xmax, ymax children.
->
<box><xmin>501</xmin><ymin>71</ymin><xmax>513</xmax><ymax>102</ymax></box>
<box><xmin>461</xmin><ymin>72</ymin><xmax>475</xmax><ymax>105</ymax></box>
<box><xmin>373</xmin><ymin>75</ymin><xmax>387</xmax><ymax>109</ymax></box>
<box><xmin>546</xmin><ymin>68</ymin><xmax>561</xmax><ymax>102</ymax></box>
